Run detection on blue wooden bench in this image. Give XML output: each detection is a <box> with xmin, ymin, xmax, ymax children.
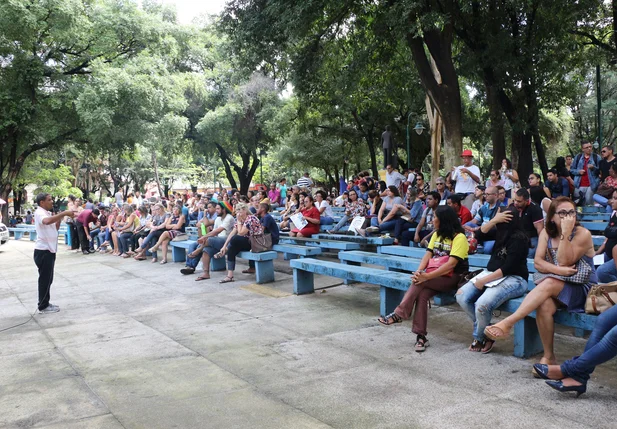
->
<box><xmin>169</xmin><ymin>228</ymin><xmax>199</xmax><ymax>262</ymax></box>
<box><xmin>272</xmin><ymin>243</ymin><xmax>322</xmax><ymax>260</ymax></box>
<box><xmin>290</xmin><ymin>249</ymin><xmax>599</xmax><ymax>358</ymax></box>
<box><xmin>580</xmin><ymin>221</ymin><xmax>607</xmax><ymax>234</ymax></box>
<box><xmin>237</xmin><ymin>250</ymin><xmax>278</xmax><ymax>283</ymax></box>
<box><xmin>312</xmin><ymin>233</ymin><xmax>395</xmax><ymax>246</ymax></box>
<box><xmin>279</xmin><ymin>237</ymin><xmax>361</xmax><ymax>251</ymax></box>
<box><xmin>9</xmin><ymin>227</ymin><xmax>37</xmax><ymax>241</ymax></box>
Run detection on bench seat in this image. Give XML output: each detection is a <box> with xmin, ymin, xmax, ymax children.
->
<box><xmin>280</xmin><ymin>237</ymin><xmax>361</xmax><ymax>251</ymax></box>
<box><xmin>8</xmin><ymin>227</ymin><xmax>37</xmax><ymax>241</ymax></box>
<box><xmin>237</xmin><ymin>250</ymin><xmax>277</xmax><ymax>283</ymax></box>
<box><xmin>312</xmin><ymin>233</ymin><xmax>395</xmax><ymax>246</ymax></box>
<box><xmin>272</xmin><ymin>244</ymin><xmax>322</xmax><ymax>260</ymax></box>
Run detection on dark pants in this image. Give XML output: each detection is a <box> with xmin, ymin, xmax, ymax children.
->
<box><xmin>226</xmin><ymin>235</ymin><xmax>252</xmax><ymax>271</ymax></box>
<box><xmin>69</xmin><ymin>222</ymin><xmax>79</xmax><ymax>249</ymax></box>
<box><xmin>34</xmin><ymin>249</ymin><xmax>56</xmax><ymax>311</ymax></box>
<box><xmin>132</xmin><ymin>230</ymin><xmax>148</xmax><ymax>251</ymax></box>
<box><xmin>393</xmin><ymin>218</ymin><xmax>418</xmax><ymax>241</ymax></box>
<box><xmin>75</xmin><ymin>220</ymin><xmax>90</xmax><ymax>251</ymax></box>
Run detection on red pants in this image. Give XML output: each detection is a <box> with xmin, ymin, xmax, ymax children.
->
<box><xmin>394</xmin><ymin>274</ymin><xmax>462</xmax><ymax>336</ymax></box>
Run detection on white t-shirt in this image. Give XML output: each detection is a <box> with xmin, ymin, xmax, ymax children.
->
<box><xmin>316</xmin><ymin>200</ymin><xmax>334</xmax><ymax>218</ymax></box>
<box><xmin>34</xmin><ymin>207</ymin><xmax>58</xmax><ymax>253</ymax></box>
<box><xmin>334</xmin><ymin>196</ymin><xmax>346</xmax><ymax>207</ymax></box>
<box><xmin>215</xmin><ymin>214</ymin><xmax>235</xmax><ymax>238</ymax></box>
<box><xmin>407</xmin><ymin>172</ymin><xmax>416</xmax><ymax>184</ymax></box>
<box><xmin>452</xmin><ymin>165</ymin><xmax>481</xmax><ymax>194</ymax></box>
<box><xmin>386</xmin><ymin>171</ymin><xmax>406</xmax><ymax>188</ymax></box>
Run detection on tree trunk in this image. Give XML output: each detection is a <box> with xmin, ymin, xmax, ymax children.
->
<box><xmin>486</xmin><ymin>83</ymin><xmax>507</xmax><ymax>169</ymax></box>
<box><xmin>1</xmin><ymin>183</ymin><xmax>11</xmax><ymax>222</ymax></box>
<box><xmin>512</xmin><ymin>130</ymin><xmax>534</xmax><ymax>181</ymax></box>
<box><xmin>366</xmin><ymin>129</ymin><xmax>378</xmax><ymax>177</ymax></box>
<box><xmin>152</xmin><ymin>151</ymin><xmax>163</xmax><ymax>197</ymax></box>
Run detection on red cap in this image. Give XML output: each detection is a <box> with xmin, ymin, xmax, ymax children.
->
<box><xmin>461</xmin><ymin>150</ymin><xmax>474</xmax><ymax>157</ymax></box>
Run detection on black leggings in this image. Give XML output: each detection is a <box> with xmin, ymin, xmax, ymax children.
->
<box><xmin>226</xmin><ymin>235</ymin><xmax>251</xmax><ymax>271</ymax></box>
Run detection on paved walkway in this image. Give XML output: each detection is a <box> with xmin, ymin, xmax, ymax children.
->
<box><xmin>1</xmin><ymin>240</ymin><xmax>617</xmax><ymax>428</ymax></box>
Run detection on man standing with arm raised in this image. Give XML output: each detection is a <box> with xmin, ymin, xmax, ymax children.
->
<box><xmin>34</xmin><ymin>193</ymin><xmax>76</xmax><ymax>313</ymax></box>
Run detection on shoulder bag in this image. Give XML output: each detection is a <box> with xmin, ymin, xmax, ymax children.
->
<box><xmin>250</xmin><ymin>233</ymin><xmax>272</xmax><ymax>253</ymax></box>
<box><xmin>532</xmin><ymin>244</ymin><xmax>592</xmax><ymax>285</ymax></box>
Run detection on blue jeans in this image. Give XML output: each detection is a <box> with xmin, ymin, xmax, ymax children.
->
<box><xmin>593</xmin><ymin>194</ymin><xmax>613</xmax><ymax>213</ymax></box>
<box><xmin>597</xmin><ymin>259</ymin><xmax>617</xmax><ymax>283</ymax></box>
<box><xmin>332</xmin><ymin>214</ymin><xmax>349</xmax><ymax>232</ymax></box>
<box><xmin>320</xmin><ymin>216</ymin><xmax>334</xmax><ymax>225</ymax></box>
<box><xmin>186</xmin><ymin>241</ymin><xmax>201</xmax><ymax>269</ymax></box>
<box><xmin>118</xmin><ymin>232</ymin><xmax>133</xmax><ymax>254</ymax></box>
<box><xmin>456</xmin><ymin>275</ymin><xmax>527</xmax><ymax>341</ymax></box>
<box><xmin>561</xmin><ymin>305</ymin><xmax>617</xmax><ymax>383</ymax></box>
<box><xmin>374</xmin><ymin>219</ymin><xmax>397</xmax><ymax>232</ymax></box>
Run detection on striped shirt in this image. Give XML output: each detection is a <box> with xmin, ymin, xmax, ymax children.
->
<box><xmin>34</xmin><ymin>207</ymin><xmax>58</xmax><ymax>253</ymax></box>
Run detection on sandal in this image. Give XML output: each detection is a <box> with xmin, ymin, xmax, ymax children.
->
<box><xmin>214</xmin><ymin>251</ymin><xmax>224</xmax><ymax>259</ymax></box>
<box><xmin>415</xmin><ymin>335</ymin><xmax>429</xmax><ymax>352</ymax></box>
<box><xmin>484</xmin><ymin>325</ymin><xmax>510</xmax><ymax>341</ymax></box>
<box><xmin>195</xmin><ymin>273</ymin><xmax>210</xmax><ymax>281</ymax></box>
<box><xmin>219</xmin><ymin>276</ymin><xmax>234</xmax><ymax>284</ymax></box>
<box><xmin>481</xmin><ymin>339</ymin><xmax>495</xmax><ymax>354</ymax></box>
<box><xmin>469</xmin><ymin>339</ymin><xmax>484</xmax><ymax>352</ymax></box>
<box><xmin>377</xmin><ymin>312</ymin><xmax>403</xmax><ymax>326</ymax></box>
<box><xmin>160</xmin><ymin>259</ymin><xmax>167</xmax><ymax>265</ymax></box>
<box><xmin>242</xmin><ymin>268</ymin><xmax>256</xmax><ymax>274</ymax></box>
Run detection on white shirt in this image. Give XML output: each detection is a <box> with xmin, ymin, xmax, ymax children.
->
<box><xmin>215</xmin><ymin>214</ymin><xmax>235</xmax><ymax>238</ymax></box>
<box><xmin>334</xmin><ymin>195</ymin><xmax>346</xmax><ymax>207</ymax></box>
<box><xmin>316</xmin><ymin>200</ymin><xmax>334</xmax><ymax>218</ymax></box>
<box><xmin>407</xmin><ymin>172</ymin><xmax>416</xmax><ymax>184</ymax></box>
<box><xmin>34</xmin><ymin>207</ymin><xmax>58</xmax><ymax>253</ymax></box>
<box><xmin>452</xmin><ymin>164</ymin><xmax>481</xmax><ymax>194</ymax></box>
<box><xmin>386</xmin><ymin>170</ymin><xmax>406</xmax><ymax>188</ymax></box>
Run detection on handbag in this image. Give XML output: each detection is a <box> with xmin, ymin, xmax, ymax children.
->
<box><xmin>585</xmin><ymin>281</ymin><xmax>617</xmax><ymax>314</ymax></box>
<box><xmin>532</xmin><ymin>246</ymin><xmax>592</xmax><ymax>285</ymax></box>
<box><xmin>250</xmin><ymin>233</ymin><xmax>272</xmax><ymax>253</ymax></box>
<box><xmin>425</xmin><ymin>255</ymin><xmax>453</xmax><ymax>277</ymax></box>
<box><xmin>171</xmin><ymin>233</ymin><xmax>188</xmax><ymax>242</ymax></box>
<box><xmin>457</xmin><ymin>269</ymin><xmax>485</xmax><ymax>287</ymax></box>
<box><xmin>597</xmin><ymin>183</ymin><xmax>614</xmax><ymax>198</ymax></box>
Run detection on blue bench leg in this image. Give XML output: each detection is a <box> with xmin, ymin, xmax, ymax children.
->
<box><xmin>574</xmin><ymin>328</ymin><xmax>586</xmax><ymax>338</ymax></box>
<box><xmin>284</xmin><ymin>253</ymin><xmax>299</xmax><ymax>260</ymax></box>
<box><xmin>380</xmin><ymin>286</ymin><xmax>405</xmax><ymax>317</ymax></box>
<box><xmin>513</xmin><ymin>317</ymin><xmax>544</xmax><ymax>358</ymax></box>
<box><xmin>171</xmin><ymin>246</ymin><xmax>186</xmax><ymax>263</ymax></box>
<box><xmin>293</xmin><ymin>269</ymin><xmax>314</xmax><ymax>294</ymax></box>
<box><xmin>342</xmin><ymin>261</ymin><xmax>360</xmax><ymax>285</ymax></box>
<box><xmin>29</xmin><ymin>232</ymin><xmax>37</xmax><ymax>241</ymax></box>
<box><xmin>255</xmin><ymin>260</ymin><xmax>274</xmax><ymax>284</ymax></box>
<box><xmin>433</xmin><ymin>292</ymin><xmax>456</xmax><ymax>306</ymax></box>
<box><xmin>210</xmin><ymin>257</ymin><xmax>226</xmax><ymax>271</ymax></box>
<box><xmin>14</xmin><ymin>232</ymin><xmax>23</xmax><ymax>240</ymax></box>
<box><xmin>66</xmin><ymin>228</ymin><xmax>71</xmax><ymax>245</ymax></box>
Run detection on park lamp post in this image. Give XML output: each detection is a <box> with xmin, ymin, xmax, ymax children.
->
<box><xmin>259</xmin><ymin>148</ymin><xmax>266</xmax><ymax>189</ymax></box>
<box><xmin>406</xmin><ymin>112</ymin><xmax>425</xmax><ymax>168</ymax></box>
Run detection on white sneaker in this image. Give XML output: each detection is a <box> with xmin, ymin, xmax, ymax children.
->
<box><xmin>38</xmin><ymin>304</ymin><xmax>60</xmax><ymax>314</ymax></box>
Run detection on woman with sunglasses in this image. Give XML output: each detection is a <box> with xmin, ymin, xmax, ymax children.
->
<box><xmin>328</xmin><ymin>190</ymin><xmax>366</xmax><ymax>234</ymax></box>
<box><xmin>485</xmin><ymin>170</ymin><xmax>503</xmax><ymax>189</ymax></box>
<box><xmin>485</xmin><ymin>197</ymin><xmax>596</xmax><ymax>374</ymax></box>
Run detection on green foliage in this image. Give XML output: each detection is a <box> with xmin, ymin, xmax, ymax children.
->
<box><xmin>22</xmin><ymin>158</ymin><xmax>82</xmax><ymax>202</ymax></box>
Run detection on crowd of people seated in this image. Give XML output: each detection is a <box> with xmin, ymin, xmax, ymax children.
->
<box><xmin>45</xmin><ymin>141</ymin><xmax>617</xmax><ymax>396</ymax></box>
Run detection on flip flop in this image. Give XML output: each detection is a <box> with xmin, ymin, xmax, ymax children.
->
<box><xmin>195</xmin><ymin>274</ymin><xmax>210</xmax><ymax>281</ymax></box>
<box><xmin>484</xmin><ymin>325</ymin><xmax>509</xmax><ymax>341</ymax></box>
<box><xmin>481</xmin><ymin>339</ymin><xmax>495</xmax><ymax>354</ymax></box>
<box><xmin>219</xmin><ymin>276</ymin><xmax>234</xmax><ymax>283</ymax></box>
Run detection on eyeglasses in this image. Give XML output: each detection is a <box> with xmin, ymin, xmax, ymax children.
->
<box><xmin>556</xmin><ymin>209</ymin><xmax>577</xmax><ymax>218</ymax></box>
<box><xmin>602</xmin><ymin>150</ymin><xmax>608</xmax><ymax>153</ymax></box>
<box><xmin>436</xmin><ymin>183</ymin><xmax>444</xmax><ymax>186</ymax></box>
<box><xmin>484</xmin><ymin>192</ymin><xmax>497</xmax><ymax>196</ymax></box>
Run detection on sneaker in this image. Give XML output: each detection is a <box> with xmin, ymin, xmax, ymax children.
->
<box><xmin>366</xmin><ymin>226</ymin><xmax>380</xmax><ymax>233</ymax></box>
<box><xmin>180</xmin><ymin>267</ymin><xmax>195</xmax><ymax>275</ymax></box>
<box><xmin>82</xmin><ymin>250</ymin><xmax>90</xmax><ymax>255</ymax></box>
<box><xmin>38</xmin><ymin>304</ymin><xmax>60</xmax><ymax>314</ymax></box>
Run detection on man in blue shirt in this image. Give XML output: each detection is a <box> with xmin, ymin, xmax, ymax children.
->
<box><xmin>463</xmin><ymin>186</ymin><xmax>502</xmax><ymax>254</ymax></box>
<box><xmin>545</xmin><ymin>168</ymin><xmax>570</xmax><ymax>198</ymax></box>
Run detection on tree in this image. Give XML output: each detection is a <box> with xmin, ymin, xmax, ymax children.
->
<box><xmin>0</xmin><ymin>0</ymin><xmax>170</xmax><ymax>220</ymax></box>
<box><xmin>196</xmin><ymin>73</ymin><xmax>282</xmax><ymax>193</ymax></box>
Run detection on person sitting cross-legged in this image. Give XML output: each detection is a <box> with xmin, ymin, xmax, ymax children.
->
<box><xmin>189</xmin><ymin>201</ymin><xmax>235</xmax><ymax>280</ymax></box>
<box><xmin>484</xmin><ymin>197</ymin><xmax>597</xmax><ymax>375</ymax></box>
<box><xmin>456</xmin><ymin>206</ymin><xmax>529</xmax><ymax>354</ymax></box>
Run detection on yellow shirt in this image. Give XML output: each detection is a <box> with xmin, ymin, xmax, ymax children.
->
<box><xmin>428</xmin><ymin>233</ymin><xmax>469</xmax><ymax>273</ymax></box>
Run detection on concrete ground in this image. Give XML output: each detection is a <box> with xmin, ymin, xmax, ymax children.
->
<box><xmin>1</xmin><ymin>240</ymin><xmax>617</xmax><ymax>429</ymax></box>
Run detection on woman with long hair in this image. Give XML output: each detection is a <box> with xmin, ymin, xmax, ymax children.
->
<box><xmin>485</xmin><ymin>197</ymin><xmax>596</xmax><ymax>373</ymax></box>
<box><xmin>500</xmin><ymin>158</ymin><xmax>520</xmax><ymax>198</ymax></box>
<box><xmin>289</xmin><ymin>194</ymin><xmax>321</xmax><ymax>238</ymax></box>
<box><xmin>328</xmin><ymin>190</ymin><xmax>366</xmax><ymax>234</ymax></box>
<box><xmin>148</xmin><ymin>205</ymin><xmax>186</xmax><ymax>264</ymax></box>
<box><xmin>377</xmin><ymin>206</ymin><xmax>470</xmax><ymax>352</ymax></box>
<box><xmin>456</xmin><ymin>206</ymin><xmax>530</xmax><ymax>354</ymax></box>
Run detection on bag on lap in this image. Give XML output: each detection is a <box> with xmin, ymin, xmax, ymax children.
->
<box><xmin>250</xmin><ymin>233</ymin><xmax>272</xmax><ymax>252</ymax></box>
<box><xmin>171</xmin><ymin>233</ymin><xmax>188</xmax><ymax>242</ymax></box>
<box><xmin>425</xmin><ymin>255</ymin><xmax>453</xmax><ymax>277</ymax></box>
<box><xmin>532</xmin><ymin>247</ymin><xmax>592</xmax><ymax>285</ymax></box>
<box><xmin>585</xmin><ymin>281</ymin><xmax>617</xmax><ymax>314</ymax></box>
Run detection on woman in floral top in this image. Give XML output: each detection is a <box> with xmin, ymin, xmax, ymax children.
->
<box><xmin>216</xmin><ymin>203</ymin><xmax>264</xmax><ymax>283</ymax></box>
<box><xmin>328</xmin><ymin>190</ymin><xmax>366</xmax><ymax>234</ymax></box>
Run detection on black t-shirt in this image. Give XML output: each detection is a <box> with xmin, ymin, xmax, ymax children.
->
<box><xmin>519</xmin><ymin>202</ymin><xmax>543</xmax><ymax>239</ymax></box>
<box><xmin>528</xmin><ymin>186</ymin><xmax>546</xmax><ymax>206</ymax></box>
<box><xmin>487</xmin><ymin>235</ymin><xmax>529</xmax><ymax>279</ymax></box>
<box><xmin>599</xmin><ymin>158</ymin><xmax>616</xmax><ymax>181</ymax></box>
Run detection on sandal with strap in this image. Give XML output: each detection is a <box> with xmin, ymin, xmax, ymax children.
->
<box><xmin>377</xmin><ymin>312</ymin><xmax>403</xmax><ymax>326</ymax></box>
<box><xmin>415</xmin><ymin>335</ymin><xmax>429</xmax><ymax>353</ymax></box>
<box><xmin>219</xmin><ymin>276</ymin><xmax>234</xmax><ymax>284</ymax></box>
<box><xmin>481</xmin><ymin>339</ymin><xmax>495</xmax><ymax>354</ymax></box>
<box><xmin>195</xmin><ymin>273</ymin><xmax>210</xmax><ymax>281</ymax></box>
<box><xmin>469</xmin><ymin>339</ymin><xmax>484</xmax><ymax>352</ymax></box>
